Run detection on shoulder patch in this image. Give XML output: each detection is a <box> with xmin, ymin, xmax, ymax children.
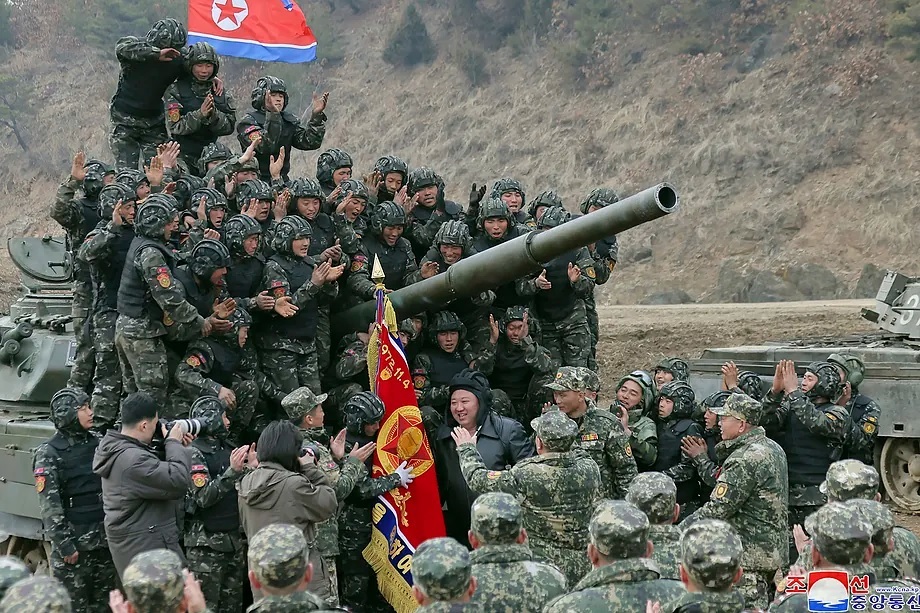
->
<box><xmin>191</xmin><ymin>464</ymin><xmax>206</xmax><ymax>472</ymax></box>
<box><xmin>863</xmin><ymin>422</ymin><xmax>876</xmax><ymax>434</ymax></box>
<box><xmin>325</xmin><ymin>461</ymin><xmax>337</xmax><ymax>471</ymax></box>
<box><xmin>186</xmin><ymin>354</ymin><xmax>204</xmax><ymax>368</ymax></box>
<box><xmin>192</xmin><ymin>472</ymin><xmax>208</xmax><ymax>488</ymax></box>
<box><xmin>350</xmin><ymin>259</ymin><xmax>364</xmax><ymax>273</ymax></box>
<box><xmin>581</xmin><ymin>433</ymin><xmax>599</xmax><ymax>442</ymax></box>
<box><xmin>354</xmin><ymin>254</ymin><xmax>367</xmax><ymax>262</ymax></box>
<box><xmin>33</xmin><ymin>467</ymin><xmax>46</xmax><ymax>475</ymax></box>
<box><xmin>607</xmin><ymin>260</ymin><xmax>616</xmax><ymax>273</ymax></box>
<box><xmin>163</xmin><ymin>312</ymin><xmax>174</xmax><ymax>327</ymax></box>
<box><xmin>624</xmin><ymin>443</ymin><xmax>633</xmax><ymax>457</ymax></box>
<box><xmin>824</xmin><ymin>412</ymin><xmax>838</xmax><ymax>421</ymax></box>
<box><xmin>167</xmin><ymin>104</ymin><xmax>181</xmax><ymax>123</ymax></box>
<box><xmin>35</xmin><ymin>476</ymin><xmax>46</xmax><ymax>493</ymax></box>
<box><xmin>243</xmin><ymin>124</ymin><xmax>260</xmax><ymax>135</ymax></box>
<box><xmin>714</xmin><ymin>482</ymin><xmax>729</xmax><ymax>499</ymax></box>
<box><xmin>413</xmin><ymin>375</ymin><xmax>427</xmax><ymax>389</ymax></box>
<box><xmin>585</xmin><ymin>266</ymin><xmax>596</xmax><ymax>280</ymax></box>
<box><xmin>156</xmin><ymin>269</ymin><xmax>172</xmax><ymax>288</ymax></box>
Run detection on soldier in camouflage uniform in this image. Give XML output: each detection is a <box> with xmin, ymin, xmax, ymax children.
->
<box><xmin>199</xmin><ymin>141</ymin><xmax>232</xmax><ymax>176</ymax></box>
<box><xmin>370</xmin><ymin>155</ymin><xmax>409</xmax><ymax>202</ymax></box>
<box><xmin>110</xmin><ymin>19</ymin><xmax>186</xmax><ymax>169</ymax></box>
<box><xmin>546</xmin><ymin>367</ymin><xmax>638</xmax><ymax>499</ymax></box>
<box><xmin>680</xmin><ymin>390</ymin><xmax>729</xmax><ymax>500</ymax></box>
<box><xmin>120</xmin><ymin>549</ymin><xmax>206</xmax><ymax>613</ymax></box>
<box><xmin>115</xmin><ymin>194</ymin><xmax>212</xmax><ymax>406</ymax></box>
<box><xmin>681</xmin><ymin>392</ymin><xmax>788</xmax><ymax>610</ymax></box>
<box><xmin>627</xmin><ymin>472</ymin><xmax>682</xmax><ymax>580</ymax></box>
<box><xmin>0</xmin><ymin>557</ymin><xmax>29</xmax><ymax>602</ymax></box>
<box><xmin>237</xmin><ymin>179</ymin><xmax>280</xmax><ymax>254</ymax></box>
<box><xmin>260</xmin><ymin>215</ymin><xmax>344</xmax><ymax>394</ymax></box>
<box><xmin>223</xmin><ymin>214</ymin><xmax>270</xmax><ymax>319</ymax></box>
<box><xmin>0</xmin><ymin>575</ymin><xmax>72</xmax><ymax>613</ymax></box>
<box><xmin>32</xmin><ymin>388</ymin><xmax>116</xmax><ymax>613</ymax></box>
<box><xmin>236</xmin><ymin>75</ymin><xmax>328</xmax><ymax>183</ymax></box>
<box><xmin>612</xmin><ymin>370</ymin><xmax>659</xmax><ymax>470</ymax></box>
<box><xmin>405</xmin><ymin>167</ymin><xmax>464</xmax><ymax>261</ymax></box>
<box><xmin>184</xmin><ymin>396</ymin><xmax>250</xmax><ymax>612</ymax></box>
<box><xmin>654</xmin><ymin>381</ymin><xmax>704</xmax><ymax>519</ymax></box>
<box><xmin>316</xmin><ymin>147</ymin><xmax>353</xmax><ymax>199</ymax></box>
<box><xmin>456</xmin><ymin>408</ymin><xmax>601</xmax><ymax>586</ymax></box>
<box><xmin>164</xmin><ymin>42</ymin><xmax>236</xmax><ymax>175</ymax></box>
<box><xmin>51</xmin><ymin>154</ymin><xmax>112</xmax><ymax>391</ymax></box>
<box><xmin>467</xmin><ymin>492</ymin><xmax>567</xmax><ymax>610</ymax></box>
<box><xmin>472</xmin><ymin>197</ymin><xmax>533</xmax><ymax>320</ymax></box>
<box><xmin>654</xmin><ymin>357</ymin><xmax>690</xmax><ymax>389</ymax></box>
<box><xmin>827</xmin><ymin>352</ymin><xmax>881</xmax><ymax>465</ymax></box>
<box><xmin>412</xmin><ymin>538</ymin><xmax>481</xmax><ymax>612</ymax></box>
<box><xmin>526</xmin><ymin>189</ymin><xmax>563</xmax><ymax>229</ymax></box>
<box><xmin>328</xmin><ymin>178</ymin><xmax>370</xmax><ymax>259</ymax></box>
<box><xmin>544</xmin><ymin>500</ymin><xmax>685</xmax><ymax>612</ymax></box>
<box><xmin>579</xmin><ymin>188</ymin><xmax>620</xmax><ymax>371</ymax></box>
<box><xmin>282</xmin><ymin>386</ymin><xmax>377</xmax><ymax>607</ymax></box>
<box><xmin>666</xmin><ymin>519</ymin><xmax>745</xmax><ymax>613</ymax></box>
<box><xmin>517</xmin><ymin>206</ymin><xmax>596</xmax><ymax>368</ymax></box>
<box><xmin>490</xmin><ymin>177</ymin><xmax>533</xmax><ymax>228</ymax></box>
<box><xmin>247</xmin><ymin>523</ymin><xmax>328</xmax><ymax>612</ymax></box>
<box><xmin>412</xmin><ymin>311</ymin><xmax>480</xmax><ymax>412</ymax></box>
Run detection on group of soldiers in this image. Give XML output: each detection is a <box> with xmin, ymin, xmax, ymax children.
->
<box><xmin>11</xmin><ymin>13</ymin><xmax>907</xmax><ymax>613</ymax></box>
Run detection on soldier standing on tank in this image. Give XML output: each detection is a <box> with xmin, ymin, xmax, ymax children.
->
<box><xmin>32</xmin><ymin>388</ymin><xmax>117</xmax><ymax>613</ymax></box>
<box><xmin>222</xmin><ymin>214</ymin><xmax>272</xmax><ymax>317</ymax></box>
<box><xmin>653</xmin><ymin>357</ymin><xmax>691</xmax><ymax>389</ymax></box>
<box><xmin>246</xmin><ymin>523</ymin><xmax>328</xmax><ymax>612</ymax></box>
<box><xmin>490</xmin><ymin>177</ymin><xmax>533</xmax><ymax>228</ymax></box>
<box><xmin>236</xmin><ymin>76</ymin><xmax>328</xmax><ymax>183</ymax></box>
<box><xmin>664</xmin><ymin>519</ymin><xmax>746</xmax><ymax>612</ymax></box>
<box><xmin>316</xmin><ymin>147</ymin><xmax>353</xmax><ymax>199</ymax></box>
<box><xmin>627</xmin><ymin>472</ymin><xmax>682</xmax><ymax>581</ymax></box>
<box><xmin>184</xmin><ymin>396</ymin><xmax>254</xmax><ymax>612</ymax></box>
<box><xmin>612</xmin><ymin>370</ymin><xmax>659</xmax><ymax>470</ymax></box>
<box><xmin>517</xmin><ymin>206</ymin><xmax>596</xmax><ymax>368</ymax></box>
<box><xmin>544</xmin><ymin>500</ymin><xmax>685</xmax><ymax>613</ymax></box>
<box><xmin>282</xmin><ymin>387</ymin><xmax>377</xmax><ymax>607</ymax></box>
<box><xmin>827</xmin><ymin>353</ymin><xmax>881</xmax><ymax>465</ymax></box>
<box><xmin>412</xmin><ymin>311</ymin><xmax>479</xmax><ymax>412</ymax></box>
<box><xmin>411</xmin><ymin>538</ymin><xmax>481</xmax><ymax>612</ymax></box>
<box><xmin>653</xmin><ymin>381</ymin><xmax>704</xmax><ymax>519</ymax></box>
<box><xmin>110</xmin><ymin>18</ymin><xmax>187</xmax><ymax>169</ymax></box>
<box><xmin>173</xmin><ymin>238</ymin><xmax>236</xmax><ymax>321</ymax></box>
<box><xmin>404</xmin><ymin>167</ymin><xmax>463</xmax><ymax>261</ymax></box>
<box><xmin>79</xmin><ymin>183</ymin><xmax>137</xmax><ymax>431</ymax></box>
<box><xmin>369</xmin><ymin>155</ymin><xmax>409</xmax><ymax>203</ymax></box>
<box><xmin>164</xmin><ymin>42</ymin><xmax>236</xmax><ymax>176</ymax></box>
<box><xmin>471</xmin><ymin>198</ymin><xmax>532</xmax><ymax>320</ymax></box>
<box><xmin>455</xmin><ymin>408</ymin><xmax>601</xmax><ymax>586</ymax></box>
<box><xmin>466</xmin><ymin>492</ymin><xmax>567</xmax><ymax>611</ymax></box>
<box><xmin>546</xmin><ymin>367</ymin><xmax>638</xmax><ymax>500</ymax></box>
<box><xmin>183</xmin><ymin>187</ymin><xmax>228</xmax><ymax>247</ymax></box>
<box><xmin>260</xmin><ymin>216</ymin><xmax>344</xmax><ymax>394</ymax></box>
<box><xmin>198</xmin><ymin>141</ymin><xmax>232</xmax><ymax>177</ymax></box>
<box><xmin>52</xmin><ymin>153</ymin><xmax>113</xmax><ymax>392</ymax></box>
<box><xmin>578</xmin><ymin>188</ymin><xmax>619</xmax><ymax>371</ymax></box>
<box><xmin>526</xmin><ymin>190</ymin><xmax>563</xmax><ymax>230</ymax></box>
<box><xmin>329</xmin><ymin>178</ymin><xmax>371</xmax><ymax>258</ymax></box>
<box><xmin>338</xmin><ymin>392</ymin><xmax>412</xmax><ymax>612</ymax></box>
<box><xmin>236</xmin><ymin>179</ymin><xmax>283</xmax><ymax>254</ymax></box>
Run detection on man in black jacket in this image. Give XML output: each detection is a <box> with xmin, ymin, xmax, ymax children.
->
<box><xmin>92</xmin><ymin>392</ymin><xmax>193</xmax><ymax>578</ymax></box>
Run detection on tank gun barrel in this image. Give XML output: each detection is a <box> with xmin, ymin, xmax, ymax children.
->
<box><xmin>333</xmin><ymin>182</ymin><xmax>679</xmax><ymax>335</ymax></box>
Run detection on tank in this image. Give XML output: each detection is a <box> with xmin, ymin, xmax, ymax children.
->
<box><xmin>689</xmin><ymin>270</ymin><xmax>920</xmax><ymax>511</ymax></box>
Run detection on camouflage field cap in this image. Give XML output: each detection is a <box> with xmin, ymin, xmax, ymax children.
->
<box><xmin>576</xmin><ymin>367</ymin><xmax>601</xmax><ymax>393</ymax></box>
<box><xmin>0</xmin><ymin>556</ymin><xmax>29</xmax><ymax>602</ymax></box>
<box><xmin>709</xmin><ymin>392</ymin><xmax>763</xmax><ymax>425</ymax></box>
<box><xmin>626</xmin><ymin>472</ymin><xmax>678</xmax><ymax>524</ymax></box>
<box><xmin>248</xmin><ymin>523</ymin><xmax>309</xmax><ymax>588</ymax></box>
<box><xmin>545</xmin><ymin>366</ymin><xmax>587</xmax><ymax>392</ymax></box>
<box><xmin>282</xmin><ymin>387</ymin><xmax>328</xmax><ymax>423</ymax></box>
<box><xmin>805</xmin><ymin>501</ymin><xmax>873</xmax><ymax>566</ymax></box>
<box><xmin>848</xmin><ymin>499</ymin><xmax>895</xmax><ymax>554</ymax></box>
<box><xmin>0</xmin><ymin>575</ymin><xmax>72</xmax><ymax>612</ymax></box>
<box><xmin>820</xmin><ymin>459</ymin><xmax>880</xmax><ymax>501</ymax></box>
<box><xmin>470</xmin><ymin>492</ymin><xmax>524</xmax><ymax>544</ymax></box>
<box><xmin>531</xmin><ymin>408</ymin><xmax>579</xmax><ymax>451</ymax></box>
<box><xmin>122</xmin><ymin>549</ymin><xmax>185</xmax><ymax>613</ymax></box>
<box><xmin>589</xmin><ymin>500</ymin><xmax>650</xmax><ymax>558</ymax></box>
<box><xmin>412</xmin><ymin>537</ymin><xmax>472</xmax><ymax>601</ymax></box>
<box><xmin>680</xmin><ymin>519</ymin><xmax>743</xmax><ymax>590</ymax></box>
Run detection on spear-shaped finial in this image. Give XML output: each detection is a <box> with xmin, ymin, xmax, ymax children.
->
<box><xmin>371</xmin><ymin>255</ymin><xmax>386</xmax><ymax>286</ymax></box>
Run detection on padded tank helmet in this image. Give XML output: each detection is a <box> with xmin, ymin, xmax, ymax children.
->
<box><xmin>658</xmin><ymin>380</ymin><xmax>696</xmax><ymax>419</ymax></box>
<box><xmin>537</xmin><ymin>206</ymin><xmax>571</xmax><ymax>229</ymax></box>
<box><xmin>146</xmin><ymin>18</ymin><xmax>187</xmax><ymax>49</ymax></box>
<box><xmin>491</xmin><ymin>177</ymin><xmax>526</xmax><ymax>204</ymax></box>
<box><xmin>500</xmin><ymin>305</ymin><xmax>528</xmax><ymax>332</ymax></box>
<box><xmin>237</xmin><ymin>179</ymin><xmax>273</xmax><ymax>204</ymax></box>
<box><xmin>338</xmin><ymin>178</ymin><xmax>369</xmax><ymax>202</ymax></box>
<box><xmin>97</xmin><ymin>183</ymin><xmax>137</xmax><ymax>219</ymax></box>
<box><xmin>250</xmin><ymin>75</ymin><xmax>288</xmax><ymax>111</ymax></box>
<box><xmin>371</xmin><ymin>201</ymin><xmax>408</xmax><ymax>234</ymax></box>
<box><xmin>805</xmin><ymin>361</ymin><xmax>843</xmax><ymax>401</ymax></box>
<box><xmin>135</xmin><ymin>193</ymin><xmax>179</xmax><ymax>239</ymax></box>
<box><xmin>374</xmin><ymin>155</ymin><xmax>409</xmax><ymax>182</ymax></box>
<box><xmin>191</xmin><ymin>187</ymin><xmax>228</xmax><ymax>216</ymax></box>
<box><xmin>186</xmin><ymin>41</ymin><xmax>220</xmax><ymax>78</ymax></box>
<box><xmin>700</xmin><ymin>390</ymin><xmax>731</xmax><ymax>410</ymax></box>
<box><xmin>189</xmin><ymin>396</ymin><xmax>228</xmax><ymax>437</ymax></box>
<box><xmin>528</xmin><ymin>190</ymin><xmax>564</xmax><ymax>219</ymax></box>
<box><xmin>434</xmin><ymin>220</ymin><xmax>471</xmax><ymax>250</ymax></box>
<box><xmin>477</xmin><ymin>197</ymin><xmax>512</xmax><ymax>229</ymax></box>
<box><xmin>617</xmin><ymin>370</ymin><xmax>656</xmax><ymax>415</ymax></box>
<box><xmin>737</xmin><ymin>370</ymin><xmax>765</xmax><ymax>401</ymax></box>
<box><xmin>272</xmin><ymin>215</ymin><xmax>312</xmax><ymax>255</ymax></box>
<box><xmin>407</xmin><ymin>167</ymin><xmax>443</xmax><ymax>196</ymax></box>
<box><xmin>50</xmin><ymin>387</ymin><xmax>90</xmax><ymax>431</ymax></box>
<box><xmin>654</xmin><ymin>357</ymin><xmax>690</xmax><ymax>383</ymax></box>
<box><xmin>115</xmin><ymin>169</ymin><xmax>149</xmax><ymax>192</ymax></box>
<box><xmin>174</xmin><ymin>175</ymin><xmax>205</xmax><ymax>209</ymax></box>
<box><xmin>429</xmin><ymin>310</ymin><xmax>466</xmax><ymax>344</ymax></box>
<box><xmin>316</xmin><ymin>148</ymin><xmax>353</xmax><ymax>186</ymax></box>
<box><xmin>580</xmin><ymin>187</ymin><xmax>620</xmax><ymax>215</ymax></box>
<box><xmin>827</xmin><ymin>353</ymin><xmax>866</xmax><ymax>390</ymax></box>
<box><xmin>343</xmin><ymin>391</ymin><xmax>386</xmax><ymax>435</ymax></box>
<box><xmin>223</xmin><ymin>214</ymin><xmax>262</xmax><ymax>256</ymax></box>
<box><xmin>198</xmin><ymin>141</ymin><xmax>232</xmax><ymax>175</ymax></box>
<box><xmin>189</xmin><ymin>238</ymin><xmax>231</xmax><ymax>279</ymax></box>
<box><xmin>82</xmin><ymin>159</ymin><xmax>111</xmax><ymax>199</ymax></box>
<box><xmin>289</xmin><ymin>177</ymin><xmax>325</xmax><ymax>201</ymax></box>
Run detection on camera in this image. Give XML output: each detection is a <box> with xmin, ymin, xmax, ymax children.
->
<box><xmin>162</xmin><ymin>418</ymin><xmax>204</xmax><ymax>437</ymax></box>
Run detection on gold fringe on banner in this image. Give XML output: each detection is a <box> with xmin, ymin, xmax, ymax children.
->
<box><xmin>363</xmin><ymin>528</ymin><xmax>418</xmax><ymax>613</ymax></box>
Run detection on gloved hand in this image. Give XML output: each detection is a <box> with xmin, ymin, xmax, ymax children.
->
<box><xmin>394</xmin><ymin>460</ymin><xmax>415</xmax><ymax>488</ymax></box>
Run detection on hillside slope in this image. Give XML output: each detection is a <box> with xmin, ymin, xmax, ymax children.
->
<box><xmin>0</xmin><ymin>0</ymin><xmax>917</xmax><ymax>309</ymax></box>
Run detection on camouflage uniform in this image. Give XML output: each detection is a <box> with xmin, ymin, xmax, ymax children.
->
<box><xmin>666</xmin><ymin>519</ymin><xmax>746</xmax><ymax>613</ymax></box>
<box><xmin>458</xmin><ymin>409</ymin><xmax>602</xmax><ymax>586</ymax></box>
<box><xmin>827</xmin><ymin>353</ymin><xmax>881</xmax><ymax>465</ymax></box>
<box><xmin>32</xmin><ymin>389</ymin><xmax>116</xmax><ymax>613</ymax></box>
<box><xmin>682</xmin><ymin>393</ymin><xmax>789</xmax><ymax>610</ymax></box>
<box><xmin>404</xmin><ymin>168</ymin><xmax>464</xmax><ymax>261</ymax></box>
<box><xmin>627</xmin><ymin>472</ymin><xmax>681</xmax><ymax>580</ymax></box>
<box><xmin>544</xmin><ymin>500</ymin><xmax>685</xmax><ymax>612</ymax></box>
<box><xmin>322</xmin><ymin>332</ymin><xmax>370</xmax><ymax>430</ymax></box>
<box><xmin>613</xmin><ymin>372</ymin><xmax>659</xmax><ymax>470</ymax></box>
<box><xmin>468</xmin><ymin>492</ymin><xmax>568</xmax><ymax>611</ymax></box>
<box><xmin>413</xmin><ymin>538</ymin><xmax>482</xmax><ymax>612</ymax></box>
<box><xmin>0</xmin><ymin>557</ymin><xmax>29</xmax><ymax>602</ymax></box>
<box><xmin>412</xmin><ymin>312</ymin><xmax>479</xmax><ymax>412</ymax></box>
<box><xmin>183</xmin><ymin>397</ymin><xmax>246</xmax><ymax>612</ymax></box>
<box><xmin>546</xmin><ymin>367</ymin><xmax>638</xmax><ymax>499</ymax></box>
<box><xmin>247</xmin><ymin>523</ymin><xmax>328</xmax><ymax>612</ymax></box>
<box><xmin>579</xmin><ymin>188</ymin><xmax>620</xmax><ymax>371</ymax></box>
<box><xmin>121</xmin><ymin>549</ymin><xmax>187</xmax><ymax>613</ymax></box>
<box><xmin>0</xmin><ymin>575</ymin><xmax>72</xmax><ymax>613</ymax></box>
<box><xmin>282</xmin><ymin>387</ymin><xmax>368</xmax><ymax>607</ymax></box>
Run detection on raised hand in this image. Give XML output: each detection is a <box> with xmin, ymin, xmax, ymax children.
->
<box><xmin>70</xmin><ymin>151</ymin><xmax>86</xmax><ymax>181</ymax></box>
<box><xmin>312</xmin><ymin>91</ymin><xmax>330</xmax><ymax>116</ymax></box>
<box><xmin>535</xmin><ymin>269</ymin><xmax>552</xmax><ymax>291</ymax></box>
<box><xmin>567</xmin><ymin>262</ymin><xmax>582</xmax><ymax>284</ymax></box>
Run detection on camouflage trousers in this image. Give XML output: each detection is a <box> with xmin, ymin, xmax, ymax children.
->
<box><xmin>306</xmin><ymin>552</ymin><xmax>338</xmax><ymax>608</ymax></box>
<box><xmin>738</xmin><ymin>569</ymin><xmax>777</xmax><ymax>610</ymax></box>
<box><xmin>585</xmin><ymin>294</ymin><xmax>599</xmax><ymax>371</ymax></box>
<box><xmin>51</xmin><ymin>547</ymin><xmax>118</xmax><ymax>613</ymax></box>
<box><xmin>109</xmin><ymin>108</ymin><xmax>169</xmax><ymax>170</ymax></box>
<box><xmin>540</xmin><ymin>303</ymin><xmax>592</xmax><ymax>369</ymax></box>
<box><xmin>227</xmin><ymin>377</ymin><xmax>260</xmax><ymax>445</ymax></box>
<box><xmin>114</xmin><ymin>331</ymin><xmax>169</xmax><ymax>407</ymax></box>
<box><xmin>91</xmin><ymin>310</ymin><xmax>122</xmax><ymax>431</ymax></box>
<box><xmin>339</xmin><ymin>555</ymin><xmax>393</xmax><ymax>613</ymax></box>
<box><xmin>260</xmin><ymin>342</ymin><xmax>320</xmax><ymax>395</ymax></box>
<box><xmin>316</xmin><ymin>309</ymin><xmax>332</xmax><ymax>374</ymax></box>
<box><xmin>68</xmin><ymin>273</ymin><xmax>96</xmax><ymax>391</ymax></box>
<box><xmin>531</xmin><ymin>540</ymin><xmax>590</xmax><ymax>589</ymax></box>
<box><xmin>186</xmin><ymin>545</ymin><xmax>245</xmax><ymax>613</ymax></box>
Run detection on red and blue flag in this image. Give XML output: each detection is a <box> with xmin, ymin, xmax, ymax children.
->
<box><xmin>188</xmin><ymin>0</ymin><xmax>317</xmax><ymax>63</ymax></box>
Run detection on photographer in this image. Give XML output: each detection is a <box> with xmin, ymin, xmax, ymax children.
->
<box><xmin>92</xmin><ymin>391</ymin><xmax>194</xmax><ymax>578</ymax></box>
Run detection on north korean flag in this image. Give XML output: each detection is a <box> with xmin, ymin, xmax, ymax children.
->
<box><xmin>188</xmin><ymin>0</ymin><xmax>317</xmax><ymax>63</ymax></box>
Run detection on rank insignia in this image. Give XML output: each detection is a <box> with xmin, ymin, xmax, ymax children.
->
<box><xmin>35</xmin><ymin>476</ymin><xmax>46</xmax><ymax>493</ymax></box>
<box><xmin>714</xmin><ymin>483</ymin><xmax>728</xmax><ymax>499</ymax></box>
<box><xmin>192</xmin><ymin>472</ymin><xmax>208</xmax><ymax>488</ymax></box>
